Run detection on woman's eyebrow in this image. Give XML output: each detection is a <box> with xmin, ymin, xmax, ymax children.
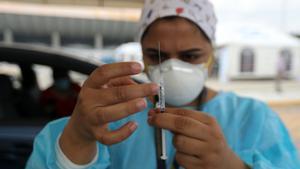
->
<box><xmin>145</xmin><ymin>48</ymin><xmax>169</xmax><ymax>56</ymax></box>
<box><xmin>179</xmin><ymin>48</ymin><xmax>203</xmax><ymax>54</ymax></box>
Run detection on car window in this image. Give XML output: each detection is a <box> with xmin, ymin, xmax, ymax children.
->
<box><xmin>0</xmin><ymin>62</ymin><xmax>86</xmax><ymax>125</ymax></box>
<box><xmin>32</xmin><ymin>65</ymin><xmax>88</xmax><ymax>90</ymax></box>
<box><xmin>0</xmin><ymin>62</ymin><xmax>21</xmax><ymax>89</ymax></box>
<box><xmin>69</xmin><ymin>71</ymin><xmax>88</xmax><ymax>86</ymax></box>
<box><xmin>0</xmin><ymin>61</ymin><xmax>89</xmax><ymax>168</ymax></box>
<box><xmin>32</xmin><ymin>64</ymin><xmax>53</xmax><ymax>90</ymax></box>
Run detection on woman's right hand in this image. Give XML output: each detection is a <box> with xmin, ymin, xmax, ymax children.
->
<box><xmin>59</xmin><ymin>62</ymin><xmax>159</xmax><ymax>164</ymax></box>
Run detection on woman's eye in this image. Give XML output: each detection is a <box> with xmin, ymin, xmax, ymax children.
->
<box><xmin>147</xmin><ymin>54</ymin><xmax>167</xmax><ymax>63</ymax></box>
<box><xmin>181</xmin><ymin>54</ymin><xmax>201</xmax><ymax>62</ymax></box>
<box><xmin>147</xmin><ymin>54</ymin><xmax>159</xmax><ymax>63</ymax></box>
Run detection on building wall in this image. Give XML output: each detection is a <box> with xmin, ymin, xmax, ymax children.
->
<box><xmin>255</xmin><ymin>46</ymin><xmax>278</xmax><ymax>77</ymax></box>
<box><xmin>227</xmin><ymin>46</ymin><xmax>240</xmax><ymax>78</ymax></box>
<box><xmin>292</xmin><ymin>48</ymin><xmax>300</xmax><ymax>79</ymax></box>
<box><xmin>223</xmin><ymin>44</ymin><xmax>300</xmax><ymax>80</ymax></box>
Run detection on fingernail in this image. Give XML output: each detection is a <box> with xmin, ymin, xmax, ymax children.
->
<box><xmin>151</xmin><ymin>84</ymin><xmax>159</xmax><ymax>94</ymax></box>
<box><xmin>148</xmin><ymin>109</ymin><xmax>155</xmax><ymax>116</ymax></box>
<box><xmin>129</xmin><ymin>122</ymin><xmax>138</xmax><ymax>132</ymax></box>
<box><xmin>148</xmin><ymin>116</ymin><xmax>154</xmax><ymax>124</ymax></box>
<box><xmin>136</xmin><ymin>100</ymin><xmax>146</xmax><ymax>110</ymax></box>
<box><xmin>131</xmin><ymin>63</ymin><xmax>141</xmax><ymax>73</ymax></box>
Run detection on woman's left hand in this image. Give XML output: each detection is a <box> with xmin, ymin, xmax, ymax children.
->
<box><xmin>148</xmin><ymin>108</ymin><xmax>249</xmax><ymax>169</ymax></box>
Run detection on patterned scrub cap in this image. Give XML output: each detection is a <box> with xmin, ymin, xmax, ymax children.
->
<box><xmin>138</xmin><ymin>0</ymin><xmax>217</xmax><ymax>43</ymax></box>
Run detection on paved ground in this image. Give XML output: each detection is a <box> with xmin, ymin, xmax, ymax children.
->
<box><xmin>273</xmin><ymin>106</ymin><xmax>300</xmax><ymax>150</ymax></box>
<box><xmin>206</xmin><ymin>79</ymin><xmax>300</xmax><ymax>151</ymax></box>
<box><xmin>206</xmin><ymin>79</ymin><xmax>300</xmax><ymax>104</ymax></box>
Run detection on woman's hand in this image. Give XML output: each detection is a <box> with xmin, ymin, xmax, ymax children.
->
<box><xmin>60</xmin><ymin>62</ymin><xmax>159</xmax><ymax>164</ymax></box>
<box><xmin>148</xmin><ymin>108</ymin><xmax>249</xmax><ymax>169</ymax></box>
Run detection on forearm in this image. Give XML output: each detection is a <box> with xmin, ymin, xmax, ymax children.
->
<box><xmin>227</xmin><ymin>148</ymin><xmax>250</xmax><ymax>169</ymax></box>
<box><xmin>59</xmin><ymin>120</ymin><xmax>97</xmax><ymax>165</ymax></box>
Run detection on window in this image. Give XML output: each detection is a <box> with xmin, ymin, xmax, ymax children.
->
<box><xmin>0</xmin><ymin>62</ymin><xmax>86</xmax><ymax>121</ymax></box>
<box><xmin>279</xmin><ymin>49</ymin><xmax>293</xmax><ymax>72</ymax></box>
<box><xmin>240</xmin><ymin>47</ymin><xmax>255</xmax><ymax>73</ymax></box>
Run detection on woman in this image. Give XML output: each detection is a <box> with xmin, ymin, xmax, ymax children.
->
<box><xmin>26</xmin><ymin>0</ymin><xmax>300</xmax><ymax>169</ymax></box>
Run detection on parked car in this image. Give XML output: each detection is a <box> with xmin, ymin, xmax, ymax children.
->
<box><xmin>0</xmin><ymin>43</ymin><xmax>99</xmax><ymax>169</ymax></box>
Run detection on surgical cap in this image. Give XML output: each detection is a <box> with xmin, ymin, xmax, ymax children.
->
<box><xmin>138</xmin><ymin>0</ymin><xmax>217</xmax><ymax>43</ymax></box>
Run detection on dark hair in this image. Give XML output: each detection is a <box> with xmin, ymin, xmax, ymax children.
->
<box><xmin>141</xmin><ymin>16</ymin><xmax>210</xmax><ymax>43</ymax></box>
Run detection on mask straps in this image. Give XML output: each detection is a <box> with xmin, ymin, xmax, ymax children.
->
<box><xmin>203</xmin><ymin>54</ymin><xmax>214</xmax><ymax>69</ymax></box>
<box><xmin>198</xmin><ymin>55</ymin><xmax>213</xmax><ymax>110</ymax></box>
<box><xmin>198</xmin><ymin>87</ymin><xmax>208</xmax><ymax>111</ymax></box>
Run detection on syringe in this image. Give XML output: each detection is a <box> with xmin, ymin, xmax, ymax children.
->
<box><xmin>155</xmin><ymin>42</ymin><xmax>167</xmax><ymax>163</ymax></box>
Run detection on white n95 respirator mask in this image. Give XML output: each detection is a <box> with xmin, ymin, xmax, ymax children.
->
<box><xmin>147</xmin><ymin>59</ymin><xmax>208</xmax><ymax>107</ymax></box>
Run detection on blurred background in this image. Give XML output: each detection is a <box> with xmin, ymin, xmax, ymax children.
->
<box><xmin>0</xmin><ymin>0</ymin><xmax>299</xmax><ymax>168</ymax></box>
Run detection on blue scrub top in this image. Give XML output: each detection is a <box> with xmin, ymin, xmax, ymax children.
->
<box><xmin>26</xmin><ymin>92</ymin><xmax>300</xmax><ymax>169</ymax></box>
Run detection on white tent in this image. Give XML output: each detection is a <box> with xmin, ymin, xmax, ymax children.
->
<box><xmin>114</xmin><ymin>42</ymin><xmax>150</xmax><ymax>83</ymax></box>
<box><xmin>216</xmin><ymin>22</ymin><xmax>300</xmax><ymax>82</ymax></box>
<box><xmin>114</xmin><ymin>42</ymin><xmax>144</xmax><ymax>69</ymax></box>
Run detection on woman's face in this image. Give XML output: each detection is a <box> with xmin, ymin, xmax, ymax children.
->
<box><xmin>142</xmin><ymin>17</ymin><xmax>213</xmax><ymax>66</ymax></box>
